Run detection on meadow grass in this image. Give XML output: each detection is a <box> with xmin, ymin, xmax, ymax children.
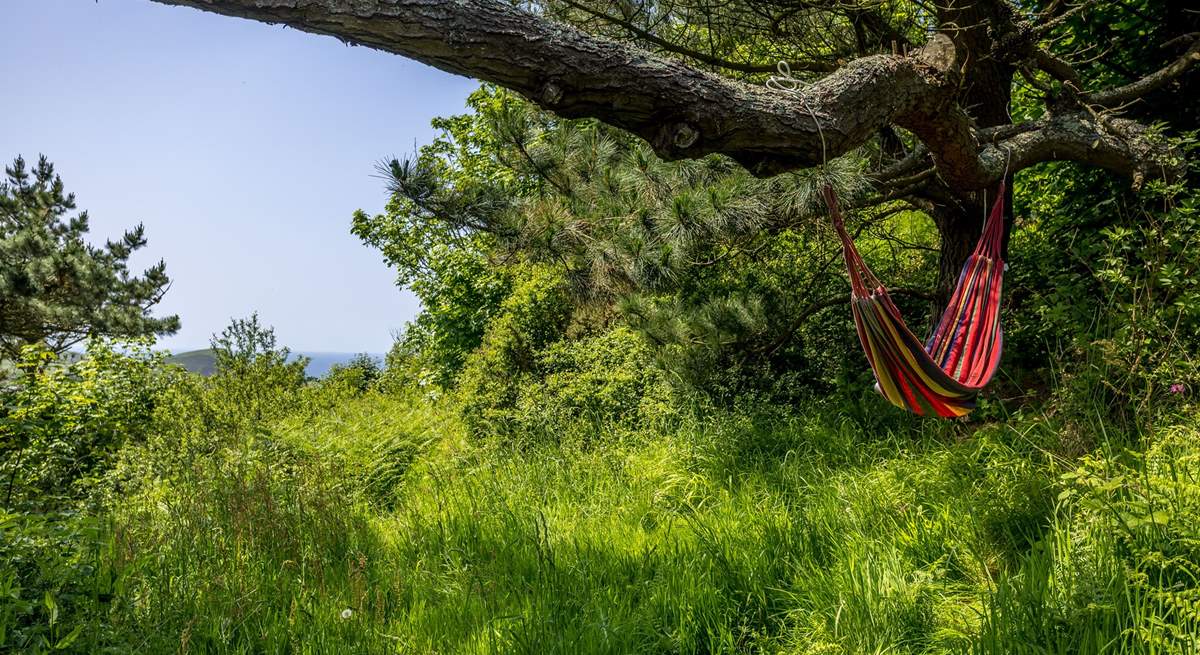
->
<box><xmin>35</xmin><ymin>388</ymin><xmax>1188</xmax><ymax>654</ymax></box>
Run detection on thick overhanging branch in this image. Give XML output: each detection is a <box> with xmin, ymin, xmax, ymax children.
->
<box><xmin>147</xmin><ymin>0</ymin><xmax>1182</xmax><ymax>190</ymax></box>
<box><xmin>148</xmin><ymin>0</ymin><xmax>964</xmax><ymax>176</ymax></box>
<box><xmin>879</xmin><ymin>111</ymin><xmax>1182</xmax><ymax>196</ymax></box>
<box><xmin>554</xmin><ymin>0</ymin><xmax>838</xmax><ymax>75</ymax></box>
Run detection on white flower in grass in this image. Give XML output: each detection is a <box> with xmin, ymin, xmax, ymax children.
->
<box><xmin>341</xmin><ymin>608</ymin><xmax>353</xmax><ymax>620</ymax></box>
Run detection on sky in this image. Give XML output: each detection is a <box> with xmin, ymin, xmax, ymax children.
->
<box><xmin>1</xmin><ymin>0</ymin><xmax>477</xmax><ymax>353</ymax></box>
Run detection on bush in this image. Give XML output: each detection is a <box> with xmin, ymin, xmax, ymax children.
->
<box><xmin>456</xmin><ymin>264</ymin><xmax>572</xmax><ymax>440</ymax></box>
<box><xmin>0</xmin><ymin>340</ymin><xmax>166</xmax><ymax>510</ymax></box>
<box><xmin>1008</xmin><ymin>148</ymin><xmax>1200</xmax><ymax>431</ymax></box>
<box><xmin>0</xmin><ymin>510</ymin><xmax>117</xmax><ymax>653</ymax></box>
<box><xmin>510</xmin><ymin>326</ymin><xmax>675</xmax><ymax>447</ymax></box>
<box><xmin>0</xmin><ymin>340</ymin><xmax>164</xmax><ymax>653</ymax></box>
<box><xmin>323</xmin><ymin>353</ymin><xmax>383</xmax><ymax>395</ymax></box>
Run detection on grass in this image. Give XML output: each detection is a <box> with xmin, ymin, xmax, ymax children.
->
<box><xmin>36</xmin><ymin>391</ymin><xmax>1179</xmax><ymax>654</ymax></box>
<box><xmin>6</xmin><ymin>376</ymin><xmax>1200</xmax><ymax>653</ymax></box>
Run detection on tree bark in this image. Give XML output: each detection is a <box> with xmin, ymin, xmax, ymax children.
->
<box><xmin>927</xmin><ymin>0</ymin><xmax>1015</xmax><ymax>303</ymax></box>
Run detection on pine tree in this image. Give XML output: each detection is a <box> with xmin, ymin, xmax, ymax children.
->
<box><xmin>0</xmin><ymin>155</ymin><xmax>179</xmax><ymax>359</ymax></box>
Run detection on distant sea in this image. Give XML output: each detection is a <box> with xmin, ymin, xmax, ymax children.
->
<box><xmin>293</xmin><ymin>352</ymin><xmax>385</xmax><ymax>378</ymax></box>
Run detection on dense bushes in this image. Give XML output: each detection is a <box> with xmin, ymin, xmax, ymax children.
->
<box><xmin>455</xmin><ymin>264</ymin><xmax>573</xmax><ymax>440</ymax></box>
<box><xmin>0</xmin><ymin>341</ymin><xmax>166</xmax><ymax>652</ymax></box>
<box><xmin>1005</xmin><ymin>150</ymin><xmax>1200</xmax><ymax>431</ymax></box>
<box><xmin>0</xmin><ymin>340</ymin><xmax>166</xmax><ymax>510</ymax></box>
<box><xmin>508</xmin><ymin>326</ymin><xmax>675</xmax><ymax>446</ymax></box>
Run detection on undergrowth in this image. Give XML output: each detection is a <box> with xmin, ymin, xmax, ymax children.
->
<box><xmin>6</xmin><ymin>360</ymin><xmax>1199</xmax><ymax>653</ymax></box>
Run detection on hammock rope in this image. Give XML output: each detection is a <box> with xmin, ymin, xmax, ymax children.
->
<box><xmin>823</xmin><ymin>182</ymin><xmax>1007</xmax><ymax>418</ymax></box>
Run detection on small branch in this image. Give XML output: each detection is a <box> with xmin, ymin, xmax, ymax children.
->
<box><xmin>557</xmin><ymin>0</ymin><xmax>836</xmax><ymax>75</ymax></box>
<box><xmin>1087</xmin><ymin>37</ymin><xmax>1200</xmax><ymax>106</ymax></box>
<box><xmin>1032</xmin><ymin>48</ymin><xmax>1083</xmax><ymax>88</ymax></box>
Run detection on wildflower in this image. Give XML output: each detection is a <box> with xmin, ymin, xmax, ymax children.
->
<box><xmin>1170</xmin><ymin>383</ymin><xmax>1186</xmax><ymax>395</ymax></box>
<box><xmin>341</xmin><ymin>608</ymin><xmax>353</xmax><ymax>620</ymax></box>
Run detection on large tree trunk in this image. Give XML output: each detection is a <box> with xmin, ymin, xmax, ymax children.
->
<box><xmin>929</xmin><ymin>0</ymin><xmax>1015</xmax><ymax>305</ymax></box>
<box><xmin>932</xmin><ymin>202</ymin><xmax>984</xmax><ymax>305</ymax></box>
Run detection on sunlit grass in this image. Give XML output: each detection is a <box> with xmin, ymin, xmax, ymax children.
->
<box><xmin>6</xmin><ymin>359</ymin><xmax>1195</xmax><ymax>654</ymax></box>
<box><xmin>48</xmin><ymin>389</ymin><xmax>1191</xmax><ymax>654</ymax></box>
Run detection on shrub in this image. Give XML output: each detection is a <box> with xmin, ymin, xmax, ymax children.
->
<box><xmin>323</xmin><ymin>353</ymin><xmax>383</xmax><ymax>395</ymax></box>
<box><xmin>455</xmin><ymin>264</ymin><xmax>572</xmax><ymax>440</ymax></box>
<box><xmin>1008</xmin><ymin>145</ymin><xmax>1200</xmax><ymax>430</ymax></box>
<box><xmin>0</xmin><ymin>340</ymin><xmax>164</xmax><ymax>653</ymax></box>
<box><xmin>0</xmin><ymin>339</ymin><xmax>165</xmax><ymax>510</ymax></box>
<box><xmin>509</xmin><ymin>326</ymin><xmax>675</xmax><ymax>447</ymax></box>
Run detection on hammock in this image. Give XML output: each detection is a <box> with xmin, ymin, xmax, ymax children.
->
<box><xmin>823</xmin><ymin>182</ymin><xmax>1007</xmax><ymax>418</ymax></box>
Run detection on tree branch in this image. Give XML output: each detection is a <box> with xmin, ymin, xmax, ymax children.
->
<box><xmin>1087</xmin><ymin>37</ymin><xmax>1200</xmax><ymax>106</ymax></box>
<box><xmin>148</xmin><ymin>0</ymin><xmax>976</xmax><ymax>175</ymax></box>
<box><xmin>147</xmin><ymin>0</ymin><xmax>1182</xmax><ymax>189</ymax></box>
<box><xmin>555</xmin><ymin>0</ymin><xmax>837</xmax><ymax>75</ymax></box>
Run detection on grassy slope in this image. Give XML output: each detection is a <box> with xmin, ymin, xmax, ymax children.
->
<box><xmin>94</xmin><ymin>389</ymin><xmax>1200</xmax><ymax>654</ymax></box>
<box><xmin>165</xmin><ymin>348</ymin><xmax>218</xmax><ymax>376</ymax></box>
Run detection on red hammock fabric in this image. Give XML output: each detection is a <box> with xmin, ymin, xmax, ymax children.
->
<box><xmin>824</xmin><ymin>183</ymin><xmax>1007</xmax><ymax>418</ymax></box>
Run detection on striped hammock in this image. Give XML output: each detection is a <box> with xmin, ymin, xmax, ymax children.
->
<box><xmin>823</xmin><ymin>182</ymin><xmax>1007</xmax><ymax>418</ymax></box>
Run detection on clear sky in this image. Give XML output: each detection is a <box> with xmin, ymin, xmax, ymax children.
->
<box><xmin>1</xmin><ymin>0</ymin><xmax>476</xmax><ymax>353</ymax></box>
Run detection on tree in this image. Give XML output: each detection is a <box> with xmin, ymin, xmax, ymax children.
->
<box><xmin>352</xmin><ymin>90</ymin><xmax>519</xmax><ymax>386</ymax></box>
<box><xmin>147</xmin><ymin>0</ymin><xmax>1197</xmax><ymax>300</ymax></box>
<box><xmin>359</xmin><ymin>85</ymin><xmax>938</xmax><ymax>391</ymax></box>
<box><xmin>207</xmin><ymin>313</ymin><xmax>310</xmax><ymax>424</ymax></box>
<box><xmin>0</xmin><ymin>155</ymin><xmax>179</xmax><ymax>359</ymax></box>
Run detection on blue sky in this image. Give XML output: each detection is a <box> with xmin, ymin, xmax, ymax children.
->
<box><xmin>1</xmin><ymin>0</ymin><xmax>476</xmax><ymax>353</ymax></box>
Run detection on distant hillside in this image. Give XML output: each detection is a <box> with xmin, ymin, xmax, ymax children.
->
<box><xmin>166</xmin><ymin>349</ymin><xmax>219</xmax><ymax>376</ymax></box>
<box><xmin>166</xmin><ymin>350</ymin><xmax>382</xmax><ymax>378</ymax></box>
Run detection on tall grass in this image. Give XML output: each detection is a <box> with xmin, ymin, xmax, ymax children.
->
<box><xmin>6</xmin><ymin>373</ymin><xmax>1200</xmax><ymax>653</ymax></box>
<box><xmin>69</xmin><ymin>392</ymin><xmax>1137</xmax><ymax>654</ymax></box>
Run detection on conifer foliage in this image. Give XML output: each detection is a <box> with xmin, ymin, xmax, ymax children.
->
<box><xmin>0</xmin><ymin>155</ymin><xmax>178</xmax><ymax>359</ymax></box>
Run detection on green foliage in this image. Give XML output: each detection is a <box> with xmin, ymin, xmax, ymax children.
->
<box><xmin>0</xmin><ymin>155</ymin><xmax>178</xmax><ymax>359</ymax></box>
<box><xmin>0</xmin><ymin>340</ymin><xmax>166</xmax><ymax>510</ymax></box>
<box><xmin>106</xmin><ymin>441</ymin><xmax>390</xmax><ymax>654</ymax></box>
<box><xmin>361</xmin><ymin>86</ymin><xmax>938</xmax><ymax>398</ymax></box>
<box><xmin>456</xmin><ymin>264</ymin><xmax>573</xmax><ymax>441</ymax></box>
<box><xmin>352</xmin><ymin>87</ymin><xmax>523</xmax><ymax>387</ymax></box>
<box><xmin>322</xmin><ymin>353</ymin><xmax>382</xmax><ymax>396</ymax></box>
<box><xmin>0</xmin><ymin>511</ymin><xmax>114</xmax><ymax>654</ymax></box>
<box><xmin>1007</xmin><ymin>139</ymin><xmax>1200</xmax><ymax>427</ymax></box>
<box><xmin>204</xmin><ymin>313</ymin><xmax>309</xmax><ymax>427</ymax></box>
<box><xmin>508</xmin><ymin>326</ymin><xmax>675</xmax><ymax>447</ymax></box>
<box><xmin>0</xmin><ymin>340</ymin><xmax>164</xmax><ymax>653</ymax></box>
<box><xmin>380</xmin><ymin>236</ymin><xmax>511</xmax><ymax>389</ymax></box>
<box><xmin>978</xmin><ymin>426</ymin><xmax>1200</xmax><ymax>654</ymax></box>
<box><xmin>2</xmin><ymin>328</ymin><xmax>1199</xmax><ymax>653</ymax></box>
